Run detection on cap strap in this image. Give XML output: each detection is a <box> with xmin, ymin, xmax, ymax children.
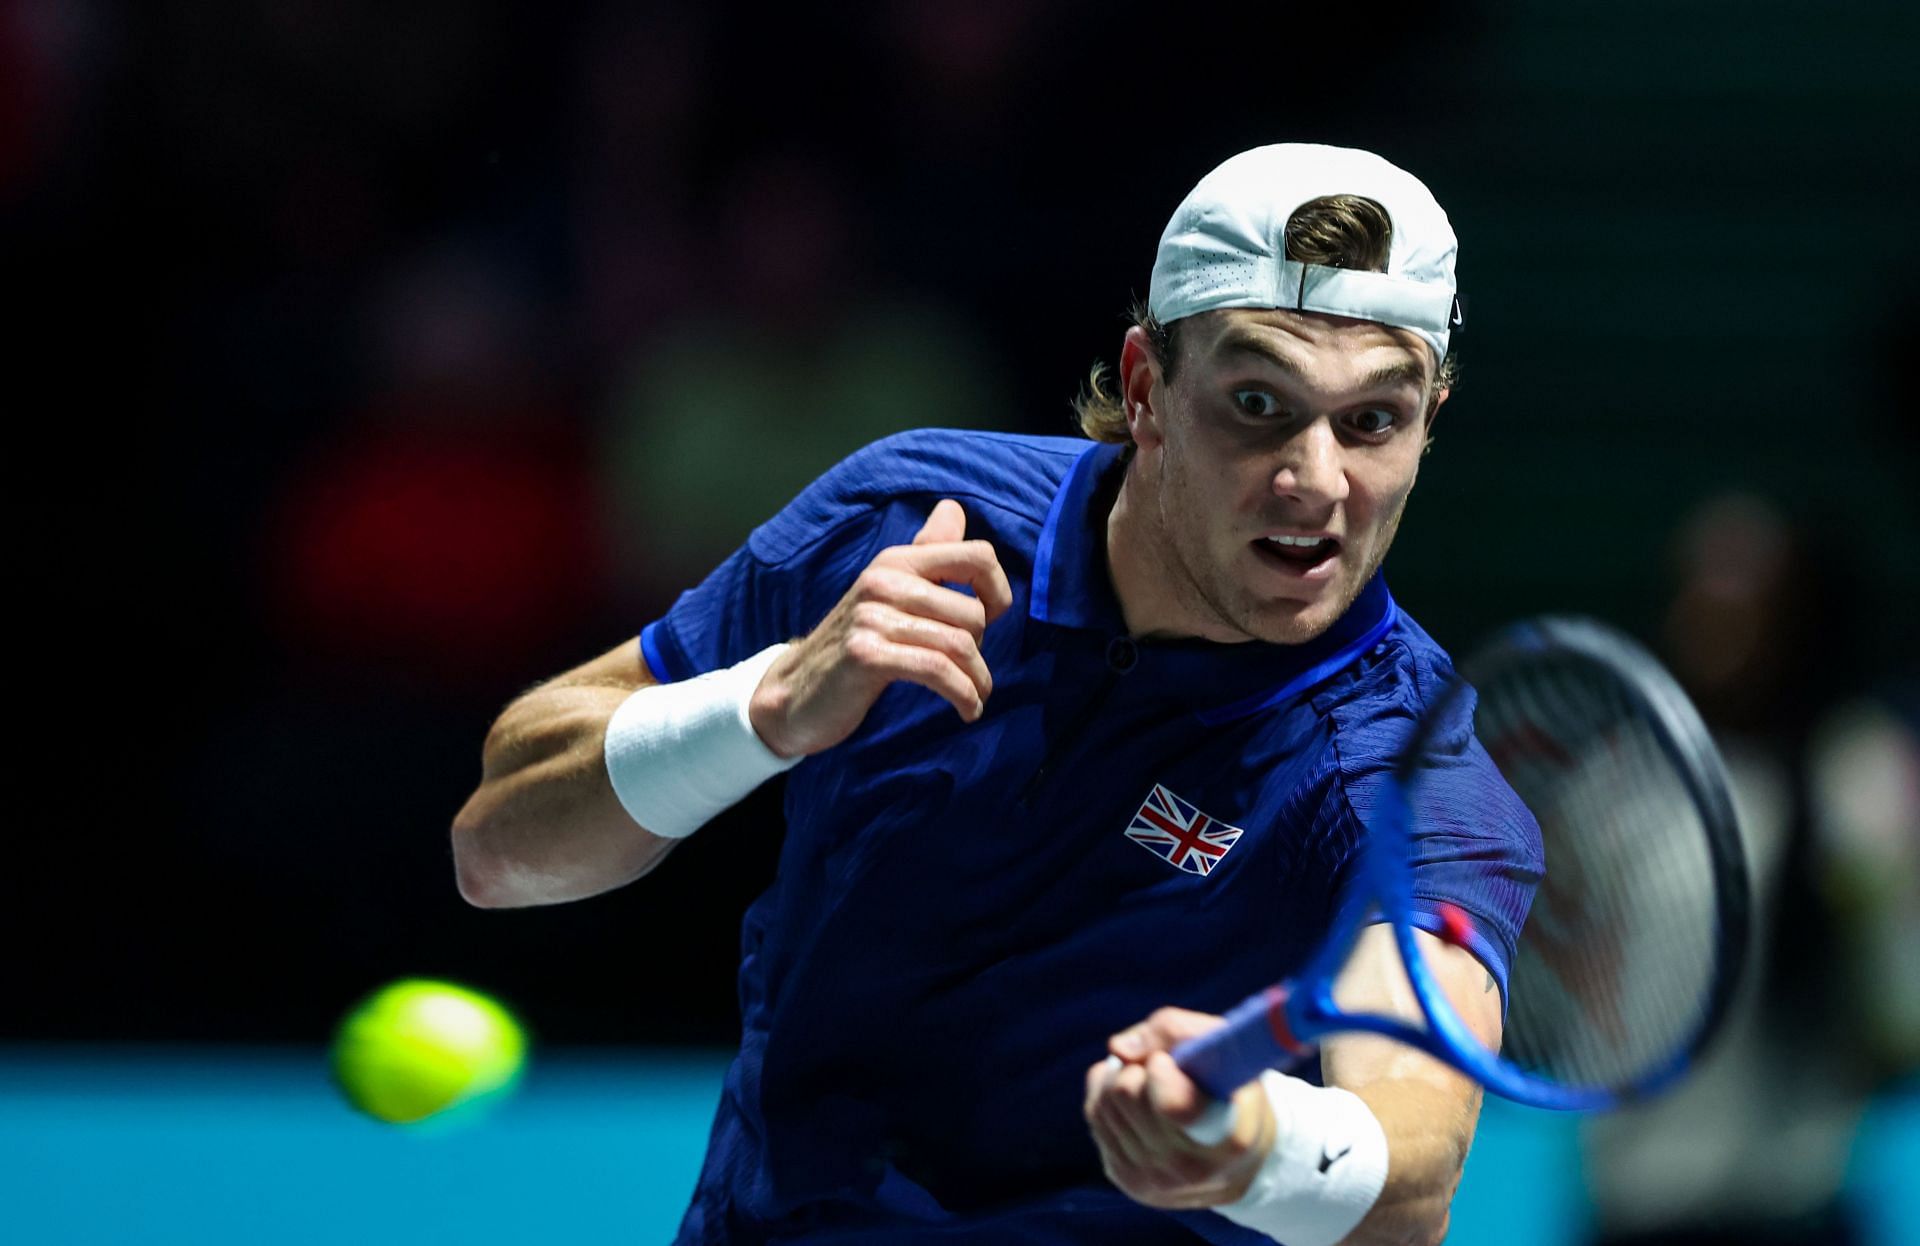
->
<box><xmin>1278</xmin><ymin>261</ymin><xmax>1456</xmax><ymax>334</ymax></box>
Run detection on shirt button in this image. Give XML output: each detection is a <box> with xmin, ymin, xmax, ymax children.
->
<box><xmin>1106</xmin><ymin>637</ymin><xmax>1139</xmax><ymax>673</ymax></box>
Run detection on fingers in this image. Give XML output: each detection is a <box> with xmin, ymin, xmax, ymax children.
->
<box><xmin>1144</xmin><ymin>1050</ymin><xmax>1208</xmax><ymax>1128</ymax></box>
<box><xmin>844</xmin><ymin>631</ymin><xmax>986</xmax><ymax>722</ymax></box>
<box><xmin>912</xmin><ymin>498</ymin><xmax>967</xmax><ymax>546</ymax></box>
<box><xmin>856</xmin><ymin>566</ymin><xmax>990</xmax><ymax>640</ymax></box>
<box><xmin>1089</xmin><ymin>1055</ymin><xmax>1197</xmax><ymax>1156</ymax></box>
<box><xmin>893</xmin><ymin>502</ymin><xmax>1014</xmax><ymax>623</ymax></box>
<box><xmin>1089</xmin><ymin>1007</ymin><xmax>1278</xmax><ymax>1208</ymax></box>
<box><xmin>895</xmin><ymin>542</ymin><xmax>1014</xmax><ymax>623</ymax></box>
<box><xmin>776</xmin><ymin>500</ymin><xmax>1009</xmax><ymax>745</ymax></box>
<box><xmin>1086</xmin><ymin>1057</ymin><xmax>1163</xmax><ymax>1174</ymax></box>
<box><xmin>1179</xmin><ymin>1098</ymin><xmax>1238</xmax><ymax>1148</ymax></box>
<box><xmin>851</xmin><ymin>600</ymin><xmax>993</xmax><ymax>708</ymax></box>
<box><xmin>1085</xmin><ymin>1055</ymin><xmax>1226</xmax><ymax>1209</ymax></box>
<box><xmin>1105</xmin><ymin>1009</ymin><xmax>1236</xmax><ymax>1142</ymax></box>
<box><xmin>1110</xmin><ymin>1006</ymin><xmax>1225</xmax><ymax>1061</ymax></box>
<box><xmin>843</xmin><ymin>512</ymin><xmax>1009</xmax><ymax>726</ymax></box>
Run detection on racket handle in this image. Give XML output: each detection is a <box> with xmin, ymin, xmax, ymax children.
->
<box><xmin>1183</xmin><ymin>1098</ymin><xmax>1237</xmax><ymax>1147</ymax></box>
<box><xmin>1172</xmin><ymin>986</ymin><xmax>1308</xmax><ymax>1103</ymax></box>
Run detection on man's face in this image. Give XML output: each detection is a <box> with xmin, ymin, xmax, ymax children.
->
<box><xmin>1121</xmin><ymin>308</ymin><xmax>1443</xmax><ymax>645</ymax></box>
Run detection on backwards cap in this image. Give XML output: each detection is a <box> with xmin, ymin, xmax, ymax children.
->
<box><xmin>1148</xmin><ymin>143</ymin><xmax>1462</xmax><ymax>365</ymax></box>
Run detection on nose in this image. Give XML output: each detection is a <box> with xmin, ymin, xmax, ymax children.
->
<box><xmin>1271</xmin><ymin>418</ymin><xmax>1349</xmax><ymax>507</ymax></box>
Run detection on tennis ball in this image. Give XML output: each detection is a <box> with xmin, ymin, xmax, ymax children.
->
<box><xmin>330</xmin><ymin>978</ymin><xmax>528</xmax><ymax>1125</ymax></box>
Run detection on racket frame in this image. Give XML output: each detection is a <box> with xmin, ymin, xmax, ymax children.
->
<box><xmin>1174</xmin><ymin>616</ymin><xmax>1749</xmax><ymax>1113</ymax></box>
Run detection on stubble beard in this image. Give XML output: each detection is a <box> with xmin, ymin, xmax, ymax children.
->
<box><xmin>1153</xmin><ymin>451</ymin><xmax>1415</xmax><ymax>646</ymax></box>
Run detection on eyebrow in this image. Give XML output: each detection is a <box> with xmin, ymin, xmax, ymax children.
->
<box><xmin>1216</xmin><ymin>331</ymin><xmax>1430</xmax><ymax>395</ymax></box>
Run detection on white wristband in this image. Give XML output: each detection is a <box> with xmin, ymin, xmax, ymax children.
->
<box><xmin>1212</xmin><ymin>1071</ymin><xmax>1388</xmax><ymax>1246</ymax></box>
<box><xmin>603</xmin><ymin>643</ymin><xmax>800</xmax><ymax>839</ymax></box>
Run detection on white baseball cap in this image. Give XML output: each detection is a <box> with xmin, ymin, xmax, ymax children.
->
<box><xmin>1148</xmin><ymin>143</ymin><xmax>1462</xmax><ymax>365</ymax></box>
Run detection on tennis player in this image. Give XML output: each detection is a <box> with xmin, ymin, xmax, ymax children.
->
<box><xmin>453</xmin><ymin>143</ymin><xmax>1541</xmax><ymax>1246</ymax></box>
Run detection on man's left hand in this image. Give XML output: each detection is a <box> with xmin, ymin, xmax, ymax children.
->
<box><xmin>1084</xmin><ymin>1007</ymin><xmax>1277</xmax><ymax>1210</ymax></box>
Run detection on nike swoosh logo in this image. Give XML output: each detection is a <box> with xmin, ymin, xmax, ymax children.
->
<box><xmin>1318</xmin><ymin>1144</ymin><xmax>1352</xmax><ymax>1173</ymax></box>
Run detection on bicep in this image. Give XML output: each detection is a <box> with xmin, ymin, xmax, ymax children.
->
<box><xmin>547</xmin><ymin>636</ymin><xmax>659</xmax><ymax>695</ymax></box>
<box><xmin>477</xmin><ymin>638</ymin><xmax>657</xmax><ymax>782</ymax></box>
<box><xmin>1319</xmin><ymin>924</ymin><xmax>1503</xmax><ymax>1096</ymax></box>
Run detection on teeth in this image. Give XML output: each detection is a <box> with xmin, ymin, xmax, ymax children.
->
<box><xmin>1266</xmin><ymin>535</ymin><xmax>1327</xmax><ymax>547</ymax></box>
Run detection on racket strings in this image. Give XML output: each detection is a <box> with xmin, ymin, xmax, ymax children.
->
<box><xmin>1444</xmin><ymin>658</ymin><xmax>1722</xmax><ymax>1091</ymax></box>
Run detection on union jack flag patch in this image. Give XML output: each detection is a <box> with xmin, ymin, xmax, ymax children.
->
<box><xmin>1125</xmin><ymin>784</ymin><xmax>1244</xmax><ymax>876</ymax></box>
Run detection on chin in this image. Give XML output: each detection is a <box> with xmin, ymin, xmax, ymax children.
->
<box><xmin>1238</xmin><ymin>573</ymin><xmax>1364</xmax><ymax>645</ymax></box>
<box><xmin>1257</xmin><ymin>615</ymin><xmax>1338</xmax><ymax>646</ymax></box>
<box><xmin>1240</xmin><ymin>597</ymin><xmax>1341</xmax><ymax>646</ymax></box>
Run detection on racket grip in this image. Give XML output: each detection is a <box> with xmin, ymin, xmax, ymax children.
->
<box><xmin>1172</xmin><ymin>986</ymin><xmax>1305</xmax><ymax>1103</ymax></box>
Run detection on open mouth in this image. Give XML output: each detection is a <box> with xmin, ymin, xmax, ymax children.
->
<box><xmin>1252</xmin><ymin>533</ymin><xmax>1341</xmax><ymax>576</ymax></box>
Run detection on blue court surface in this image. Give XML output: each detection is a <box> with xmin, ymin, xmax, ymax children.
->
<box><xmin>3</xmin><ymin>1049</ymin><xmax>1914</xmax><ymax>1244</ymax></box>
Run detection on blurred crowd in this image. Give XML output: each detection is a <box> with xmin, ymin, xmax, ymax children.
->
<box><xmin>14</xmin><ymin>0</ymin><xmax>1468</xmax><ymax>1044</ymax></box>
<box><xmin>1582</xmin><ymin>494</ymin><xmax>1918</xmax><ymax>1246</ymax></box>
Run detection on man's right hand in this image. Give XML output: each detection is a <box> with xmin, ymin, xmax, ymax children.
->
<box><xmin>747</xmin><ymin>498</ymin><xmax>1013</xmax><ymax>759</ymax></box>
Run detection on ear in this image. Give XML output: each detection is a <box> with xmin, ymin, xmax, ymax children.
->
<box><xmin>1422</xmin><ymin>386</ymin><xmax>1450</xmax><ymax>455</ymax></box>
<box><xmin>1119</xmin><ymin>325</ymin><xmax>1167</xmax><ymax>450</ymax></box>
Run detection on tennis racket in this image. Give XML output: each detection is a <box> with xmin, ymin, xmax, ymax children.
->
<box><xmin>1173</xmin><ymin>616</ymin><xmax>1749</xmax><ymax>1130</ymax></box>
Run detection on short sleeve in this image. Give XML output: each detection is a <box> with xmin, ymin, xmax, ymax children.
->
<box><xmin>640</xmin><ymin>449</ymin><xmax>894</xmax><ymax>684</ymax></box>
<box><xmin>1328</xmin><ymin>678</ymin><xmax>1545</xmax><ymax>1005</ymax></box>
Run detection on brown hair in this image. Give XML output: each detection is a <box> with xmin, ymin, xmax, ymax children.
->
<box><xmin>1074</xmin><ymin>193</ymin><xmax>1460</xmax><ymax>443</ymax></box>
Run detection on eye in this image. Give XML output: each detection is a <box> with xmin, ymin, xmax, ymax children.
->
<box><xmin>1345</xmin><ymin>408</ymin><xmax>1401</xmax><ymax>438</ymax></box>
<box><xmin>1231</xmin><ymin>389</ymin><xmax>1282</xmax><ymax>418</ymax></box>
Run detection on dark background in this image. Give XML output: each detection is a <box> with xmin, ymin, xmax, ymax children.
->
<box><xmin>8</xmin><ymin>0</ymin><xmax>1914</xmax><ymax>1050</ymax></box>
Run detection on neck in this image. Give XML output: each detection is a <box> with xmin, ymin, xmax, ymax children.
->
<box><xmin>1104</xmin><ymin>450</ymin><xmax>1245</xmax><ymax>643</ymax></box>
<box><xmin>1104</xmin><ymin>459</ymin><xmax>1153</xmax><ymax>637</ymax></box>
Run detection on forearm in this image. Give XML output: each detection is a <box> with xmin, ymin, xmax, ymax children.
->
<box><xmin>450</xmin><ymin>500</ymin><xmax>1008</xmax><ymax>908</ymax></box>
<box><xmin>1090</xmin><ymin>933</ymin><xmax>1494</xmax><ymax>1246</ymax></box>
<box><xmin>452</xmin><ymin>684</ymin><xmax>676</xmax><ymax>908</ymax></box>
<box><xmin>1339</xmin><ymin>1077</ymin><xmax>1479</xmax><ymax>1246</ymax></box>
<box><xmin>1310</xmin><ymin>926</ymin><xmax>1491</xmax><ymax>1246</ymax></box>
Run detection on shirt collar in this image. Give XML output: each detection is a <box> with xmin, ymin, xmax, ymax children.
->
<box><xmin>1030</xmin><ymin>439</ymin><xmax>1399</xmax><ymax>716</ymax></box>
<box><xmin>1031</xmin><ymin>440</ymin><xmax>1129</xmax><ymax>631</ymax></box>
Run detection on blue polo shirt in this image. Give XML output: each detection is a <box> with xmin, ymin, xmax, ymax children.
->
<box><xmin>640</xmin><ymin>429</ymin><xmax>1542</xmax><ymax>1245</ymax></box>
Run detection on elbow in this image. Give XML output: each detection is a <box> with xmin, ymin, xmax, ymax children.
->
<box><xmin>450</xmin><ymin>807</ymin><xmax>516</xmax><ymax>909</ymax></box>
<box><xmin>454</xmin><ymin>845</ymin><xmax>503</xmax><ymax>908</ymax></box>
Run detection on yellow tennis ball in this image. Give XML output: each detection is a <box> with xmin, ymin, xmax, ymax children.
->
<box><xmin>330</xmin><ymin>979</ymin><xmax>528</xmax><ymax>1125</ymax></box>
